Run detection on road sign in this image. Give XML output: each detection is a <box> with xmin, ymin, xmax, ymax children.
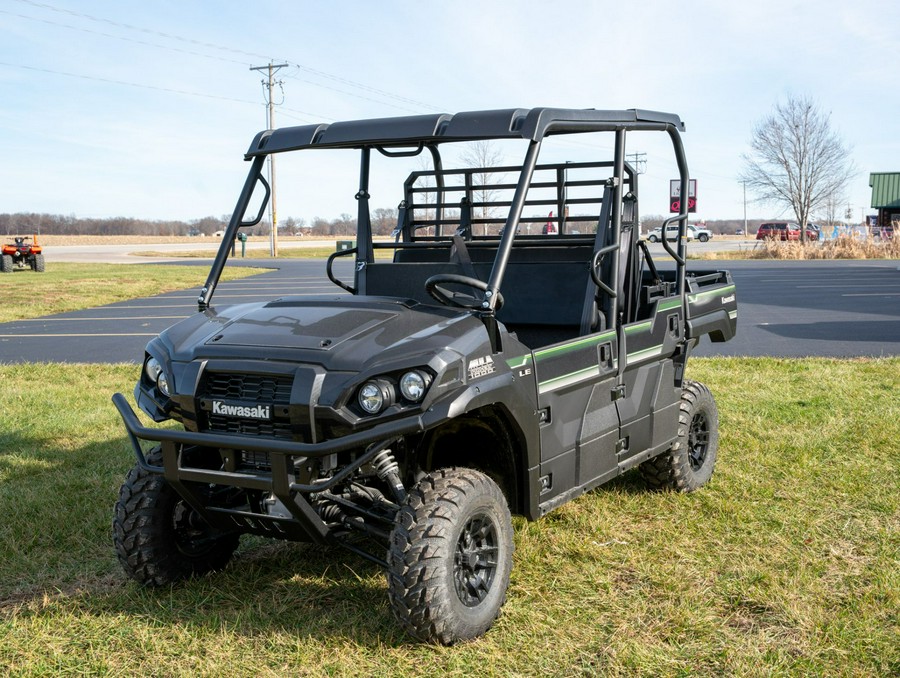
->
<box><xmin>670</xmin><ymin>179</ymin><xmax>697</xmax><ymax>213</ymax></box>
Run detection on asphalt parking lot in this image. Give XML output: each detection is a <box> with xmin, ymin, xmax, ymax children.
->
<box><xmin>0</xmin><ymin>259</ymin><xmax>897</xmax><ymax>363</ymax></box>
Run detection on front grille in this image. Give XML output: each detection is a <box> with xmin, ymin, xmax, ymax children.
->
<box><xmin>204</xmin><ymin>373</ymin><xmax>293</xmax><ymax>403</ymax></box>
<box><xmin>199</xmin><ymin>371</ymin><xmax>296</xmax><ymax>441</ymax></box>
<box><xmin>205</xmin><ymin>416</ymin><xmax>295</xmax><ymax>439</ymax></box>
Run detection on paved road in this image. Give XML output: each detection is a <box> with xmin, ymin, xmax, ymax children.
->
<box><xmin>45</xmin><ymin>239</ymin><xmax>334</xmax><ymax>264</ymax></box>
<box><xmin>44</xmin><ymin>238</ymin><xmax>755</xmax><ymax>264</ymax></box>
<box><xmin>46</xmin><ymin>237</ymin><xmax>757</xmax><ymax>264</ymax></box>
<box><xmin>0</xmin><ymin>259</ymin><xmax>897</xmax><ymax>363</ymax></box>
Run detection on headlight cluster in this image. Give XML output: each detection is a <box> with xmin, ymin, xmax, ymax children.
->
<box><xmin>356</xmin><ymin>369</ymin><xmax>432</xmax><ymax>415</ymax></box>
<box><xmin>144</xmin><ymin>357</ymin><xmax>171</xmax><ymax>396</ymax></box>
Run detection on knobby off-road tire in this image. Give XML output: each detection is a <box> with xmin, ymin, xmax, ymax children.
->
<box><xmin>33</xmin><ymin>254</ymin><xmax>45</xmax><ymax>272</ymax></box>
<box><xmin>640</xmin><ymin>380</ymin><xmax>719</xmax><ymax>492</ymax></box>
<box><xmin>0</xmin><ymin>255</ymin><xmax>12</xmax><ymax>273</ymax></box>
<box><xmin>113</xmin><ymin>447</ymin><xmax>240</xmax><ymax>586</ymax></box>
<box><xmin>387</xmin><ymin>468</ymin><xmax>514</xmax><ymax>645</ymax></box>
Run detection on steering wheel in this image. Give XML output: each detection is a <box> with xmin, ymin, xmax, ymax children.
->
<box><xmin>425</xmin><ymin>274</ymin><xmax>504</xmax><ymax>311</ymax></box>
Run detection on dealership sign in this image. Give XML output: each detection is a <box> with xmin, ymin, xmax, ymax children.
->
<box><xmin>669</xmin><ymin>179</ymin><xmax>697</xmax><ymax>213</ymax></box>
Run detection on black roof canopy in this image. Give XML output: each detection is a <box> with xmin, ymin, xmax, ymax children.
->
<box><xmin>245</xmin><ymin>107</ymin><xmax>685</xmax><ymax>158</ymax></box>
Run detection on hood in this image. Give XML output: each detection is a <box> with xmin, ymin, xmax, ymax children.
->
<box><xmin>160</xmin><ymin>295</ymin><xmax>487</xmax><ymax>371</ymax></box>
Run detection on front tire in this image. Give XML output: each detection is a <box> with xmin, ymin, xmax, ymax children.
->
<box><xmin>640</xmin><ymin>380</ymin><xmax>719</xmax><ymax>492</ymax></box>
<box><xmin>33</xmin><ymin>254</ymin><xmax>45</xmax><ymax>272</ymax></box>
<box><xmin>647</xmin><ymin>234</ymin><xmax>658</xmax><ymax>243</ymax></box>
<box><xmin>698</xmin><ymin>234</ymin><xmax>709</xmax><ymax>242</ymax></box>
<box><xmin>113</xmin><ymin>447</ymin><xmax>239</xmax><ymax>586</ymax></box>
<box><xmin>0</xmin><ymin>255</ymin><xmax>11</xmax><ymax>273</ymax></box>
<box><xmin>387</xmin><ymin>468</ymin><xmax>514</xmax><ymax>645</ymax></box>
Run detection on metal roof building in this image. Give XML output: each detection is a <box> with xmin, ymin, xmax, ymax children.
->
<box><xmin>869</xmin><ymin>172</ymin><xmax>900</xmax><ymax>230</ymax></box>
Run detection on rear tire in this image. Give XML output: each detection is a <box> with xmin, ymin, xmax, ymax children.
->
<box><xmin>113</xmin><ymin>447</ymin><xmax>239</xmax><ymax>586</ymax></box>
<box><xmin>0</xmin><ymin>255</ymin><xmax>11</xmax><ymax>273</ymax></box>
<box><xmin>640</xmin><ymin>380</ymin><xmax>718</xmax><ymax>492</ymax></box>
<box><xmin>387</xmin><ymin>468</ymin><xmax>514</xmax><ymax>645</ymax></box>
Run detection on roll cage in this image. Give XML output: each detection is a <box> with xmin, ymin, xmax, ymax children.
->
<box><xmin>198</xmin><ymin>108</ymin><xmax>692</xmax><ymax>328</ymax></box>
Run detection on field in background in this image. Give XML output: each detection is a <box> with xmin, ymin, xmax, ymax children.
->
<box><xmin>26</xmin><ymin>235</ymin><xmax>313</xmax><ymax>247</ymax></box>
<box><xmin>0</xmin><ymin>359</ymin><xmax>897</xmax><ymax>675</ymax></box>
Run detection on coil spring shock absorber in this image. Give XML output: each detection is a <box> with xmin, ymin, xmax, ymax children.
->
<box><xmin>371</xmin><ymin>448</ymin><xmax>406</xmax><ymax>502</ymax></box>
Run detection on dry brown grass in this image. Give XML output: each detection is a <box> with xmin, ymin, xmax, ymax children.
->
<box><xmin>696</xmin><ymin>236</ymin><xmax>900</xmax><ymax>261</ymax></box>
<box><xmin>752</xmin><ymin>236</ymin><xmax>900</xmax><ymax>260</ymax></box>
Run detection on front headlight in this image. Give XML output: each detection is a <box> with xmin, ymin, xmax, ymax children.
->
<box><xmin>399</xmin><ymin>370</ymin><xmax>430</xmax><ymax>402</ymax></box>
<box><xmin>357</xmin><ymin>379</ymin><xmax>393</xmax><ymax>414</ymax></box>
<box><xmin>145</xmin><ymin>357</ymin><xmax>171</xmax><ymax>397</ymax></box>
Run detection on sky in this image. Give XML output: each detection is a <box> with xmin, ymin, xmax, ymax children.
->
<box><xmin>2</xmin><ymin>0</ymin><xmax>899</xmax><ymax>225</ymax></box>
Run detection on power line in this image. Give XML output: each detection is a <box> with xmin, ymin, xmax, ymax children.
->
<box><xmin>0</xmin><ymin>8</ymin><xmax>248</xmax><ymax>67</ymax></box>
<box><xmin>626</xmin><ymin>152</ymin><xmax>647</xmax><ymax>175</ymax></box>
<box><xmin>12</xmin><ymin>0</ymin><xmax>265</xmax><ymax>60</ymax></box>
<box><xmin>0</xmin><ymin>60</ymin><xmax>261</xmax><ymax>105</ymax></box>
<box><xmin>283</xmin><ymin>69</ymin><xmax>433</xmax><ymax>114</ymax></box>
<box><xmin>11</xmin><ymin>0</ymin><xmax>444</xmax><ymax>113</ymax></box>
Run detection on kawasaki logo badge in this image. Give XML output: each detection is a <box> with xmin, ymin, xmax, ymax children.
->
<box><xmin>212</xmin><ymin>400</ymin><xmax>271</xmax><ymax>420</ymax></box>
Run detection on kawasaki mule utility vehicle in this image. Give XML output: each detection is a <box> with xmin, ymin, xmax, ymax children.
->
<box><xmin>112</xmin><ymin>107</ymin><xmax>737</xmax><ymax>644</ymax></box>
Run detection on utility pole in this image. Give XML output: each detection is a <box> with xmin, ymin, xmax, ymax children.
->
<box><xmin>626</xmin><ymin>152</ymin><xmax>647</xmax><ymax>175</ymax></box>
<box><xmin>250</xmin><ymin>61</ymin><xmax>289</xmax><ymax>257</ymax></box>
<box><xmin>742</xmin><ymin>180</ymin><xmax>748</xmax><ymax>239</ymax></box>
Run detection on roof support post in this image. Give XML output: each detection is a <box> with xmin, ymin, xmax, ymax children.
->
<box><xmin>485</xmin><ymin>139</ymin><xmax>543</xmax><ymax>311</ymax></box>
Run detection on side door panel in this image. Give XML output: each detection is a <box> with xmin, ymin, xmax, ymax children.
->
<box><xmin>527</xmin><ymin>331</ymin><xmax>619</xmax><ymax>508</ymax></box>
<box><xmin>615</xmin><ymin>301</ymin><xmax>683</xmax><ymax>467</ymax></box>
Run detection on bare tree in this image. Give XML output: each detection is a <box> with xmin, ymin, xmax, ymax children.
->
<box><xmin>461</xmin><ymin>141</ymin><xmax>504</xmax><ymax>236</ymax></box>
<box><xmin>741</xmin><ymin>95</ymin><xmax>855</xmax><ymax>243</ymax></box>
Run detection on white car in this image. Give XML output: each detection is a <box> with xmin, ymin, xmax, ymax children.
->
<box><xmin>689</xmin><ymin>225</ymin><xmax>712</xmax><ymax>242</ymax></box>
<box><xmin>645</xmin><ymin>224</ymin><xmax>712</xmax><ymax>243</ymax></box>
<box><xmin>646</xmin><ymin>225</ymin><xmax>693</xmax><ymax>243</ymax></box>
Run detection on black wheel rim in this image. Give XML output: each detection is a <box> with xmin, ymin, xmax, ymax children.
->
<box><xmin>172</xmin><ymin>501</ymin><xmax>222</xmax><ymax>557</ymax></box>
<box><xmin>688</xmin><ymin>410</ymin><xmax>710</xmax><ymax>471</ymax></box>
<box><xmin>453</xmin><ymin>513</ymin><xmax>499</xmax><ymax>607</ymax></box>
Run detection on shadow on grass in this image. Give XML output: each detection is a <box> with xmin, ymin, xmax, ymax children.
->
<box><xmin>0</xmin><ymin>433</ymin><xmax>408</xmax><ymax>646</ymax></box>
<box><xmin>1</xmin><ymin>430</ymin><xmax>663</xmax><ymax>646</ymax></box>
<box><xmin>95</xmin><ymin>539</ymin><xmax>406</xmax><ymax>645</ymax></box>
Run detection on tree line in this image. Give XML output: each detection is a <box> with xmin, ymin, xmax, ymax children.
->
<box><xmin>0</xmin><ymin>209</ymin><xmax>400</xmax><ymax>238</ymax></box>
<box><xmin>2</xmin><ymin>210</ymin><xmax>805</xmax><ymax>239</ymax></box>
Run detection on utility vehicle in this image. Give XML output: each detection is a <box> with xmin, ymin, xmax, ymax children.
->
<box><xmin>112</xmin><ymin>107</ymin><xmax>737</xmax><ymax>644</ymax></box>
<box><xmin>1</xmin><ymin>235</ymin><xmax>44</xmax><ymax>272</ymax></box>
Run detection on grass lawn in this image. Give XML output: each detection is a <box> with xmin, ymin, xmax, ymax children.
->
<box><xmin>0</xmin><ymin>264</ymin><xmax>266</xmax><ymax>324</ymax></box>
<box><xmin>0</xmin><ymin>359</ymin><xmax>897</xmax><ymax>675</ymax></box>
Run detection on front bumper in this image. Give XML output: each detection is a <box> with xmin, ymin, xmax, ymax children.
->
<box><xmin>112</xmin><ymin>392</ymin><xmax>424</xmax><ymax>545</ymax></box>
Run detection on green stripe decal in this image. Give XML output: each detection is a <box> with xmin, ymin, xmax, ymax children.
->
<box><xmin>506</xmin><ymin>355</ymin><xmax>532</xmax><ymax>369</ymax></box>
<box><xmin>627</xmin><ymin>344</ymin><xmax>664</xmax><ymax>362</ymax></box>
<box><xmin>506</xmin><ymin>330</ymin><xmax>618</xmax><ymax>370</ymax></box>
<box><xmin>624</xmin><ymin>321</ymin><xmax>651</xmax><ymax>334</ymax></box>
<box><xmin>656</xmin><ymin>298</ymin><xmax>682</xmax><ymax>311</ymax></box>
<box><xmin>539</xmin><ymin>365</ymin><xmax>602</xmax><ymax>394</ymax></box>
<box><xmin>689</xmin><ymin>284</ymin><xmax>736</xmax><ymax>302</ymax></box>
<box><xmin>510</xmin><ymin>320</ymin><xmax>664</xmax><ymax>394</ymax></box>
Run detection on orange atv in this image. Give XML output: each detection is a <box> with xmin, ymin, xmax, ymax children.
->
<box><xmin>1</xmin><ymin>235</ymin><xmax>45</xmax><ymax>273</ymax></box>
